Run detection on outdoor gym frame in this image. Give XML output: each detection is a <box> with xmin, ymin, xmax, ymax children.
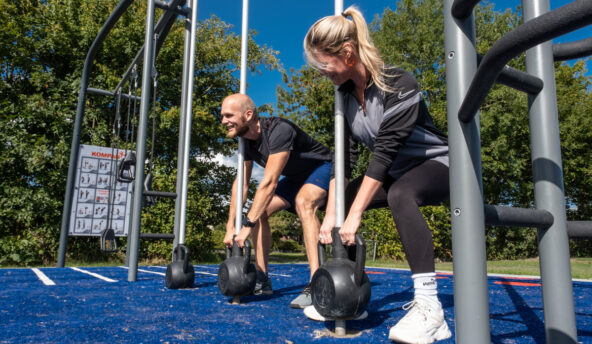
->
<box><xmin>56</xmin><ymin>0</ymin><xmax>592</xmax><ymax>342</ymax></box>
<box><xmin>57</xmin><ymin>0</ymin><xmax>195</xmax><ymax>282</ymax></box>
<box><xmin>445</xmin><ymin>0</ymin><xmax>591</xmax><ymax>342</ymax></box>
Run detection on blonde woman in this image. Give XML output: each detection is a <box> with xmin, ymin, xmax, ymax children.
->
<box><xmin>303</xmin><ymin>6</ymin><xmax>451</xmax><ymax>343</ymax></box>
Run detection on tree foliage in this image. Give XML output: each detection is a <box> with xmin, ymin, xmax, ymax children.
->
<box><xmin>0</xmin><ymin>0</ymin><xmax>278</xmax><ymax>265</ymax></box>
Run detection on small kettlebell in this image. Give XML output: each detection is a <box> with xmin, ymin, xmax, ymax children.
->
<box><xmin>165</xmin><ymin>244</ymin><xmax>195</xmax><ymax>289</ymax></box>
<box><xmin>310</xmin><ymin>228</ymin><xmax>371</xmax><ymax>319</ymax></box>
<box><xmin>217</xmin><ymin>238</ymin><xmax>257</xmax><ymax>297</ymax></box>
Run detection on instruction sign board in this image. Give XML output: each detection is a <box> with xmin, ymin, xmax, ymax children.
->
<box><xmin>68</xmin><ymin>144</ymin><xmax>134</xmax><ymax>237</ymax></box>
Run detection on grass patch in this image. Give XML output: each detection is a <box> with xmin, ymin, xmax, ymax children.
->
<box><xmin>9</xmin><ymin>253</ymin><xmax>591</xmax><ymax>280</ymax></box>
<box><xmin>267</xmin><ymin>253</ymin><xmax>592</xmax><ymax>280</ymax></box>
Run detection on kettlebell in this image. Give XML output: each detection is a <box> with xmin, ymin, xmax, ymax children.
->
<box><xmin>165</xmin><ymin>244</ymin><xmax>195</xmax><ymax>289</ymax></box>
<box><xmin>217</xmin><ymin>238</ymin><xmax>257</xmax><ymax>297</ymax></box>
<box><xmin>310</xmin><ymin>228</ymin><xmax>371</xmax><ymax>319</ymax></box>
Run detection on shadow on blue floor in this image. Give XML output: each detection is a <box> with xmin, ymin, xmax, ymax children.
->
<box><xmin>0</xmin><ymin>264</ymin><xmax>590</xmax><ymax>343</ymax></box>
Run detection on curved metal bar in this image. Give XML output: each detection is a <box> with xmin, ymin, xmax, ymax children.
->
<box><xmin>451</xmin><ymin>0</ymin><xmax>481</xmax><ymax>20</ymax></box>
<box><xmin>476</xmin><ymin>54</ymin><xmax>544</xmax><ymax>95</ymax></box>
<box><xmin>458</xmin><ymin>0</ymin><xmax>592</xmax><ymax>123</ymax></box>
<box><xmin>57</xmin><ymin>0</ymin><xmax>134</xmax><ymax>267</ymax></box>
<box><xmin>114</xmin><ymin>0</ymin><xmax>186</xmax><ymax>92</ymax></box>
<box><xmin>553</xmin><ymin>37</ymin><xmax>592</xmax><ymax>61</ymax></box>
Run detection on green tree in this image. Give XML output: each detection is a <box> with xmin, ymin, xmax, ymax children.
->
<box><xmin>0</xmin><ymin>0</ymin><xmax>278</xmax><ymax>265</ymax></box>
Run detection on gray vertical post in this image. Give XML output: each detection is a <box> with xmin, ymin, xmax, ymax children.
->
<box><xmin>234</xmin><ymin>0</ymin><xmax>249</xmax><ymax>237</ymax></box>
<box><xmin>522</xmin><ymin>0</ymin><xmax>577</xmax><ymax>342</ymax></box>
<box><xmin>128</xmin><ymin>0</ymin><xmax>156</xmax><ymax>282</ymax></box>
<box><xmin>333</xmin><ymin>0</ymin><xmax>346</xmax><ymax>337</ymax></box>
<box><xmin>177</xmin><ymin>0</ymin><xmax>199</xmax><ymax>245</ymax></box>
<box><xmin>443</xmin><ymin>1</ymin><xmax>490</xmax><ymax>342</ymax></box>
<box><xmin>172</xmin><ymin>2</ymin><xmax>194</xmax><ymax>251</ymax></box>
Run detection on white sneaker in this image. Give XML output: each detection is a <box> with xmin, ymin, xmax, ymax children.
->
<box><xmin>303</xmin><ymin>305</ymin><xmax>368</xmax><ymax>322</ymax></box>
<box><xmin>388</xmin><ymin>299</ymin><xmax>452</xmax><ymax>343</ymax></box>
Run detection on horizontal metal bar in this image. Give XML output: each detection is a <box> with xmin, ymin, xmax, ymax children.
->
<box><xmin>451</xmin><ymin>0</ymin><xmax>481</xmax><ymax>19</ymax></box>
<box><xmin>143</xmin><ymin>190</ymin><xmax>177</xmax><ymax>199</ymax></box>
<box><xmin>154</xmin><ymin>0</ymin><xmax>189</xmax><ymax>16</ymax></box>
<box><xmin>484</xmin><ymin>204</ymin><xmax>554</xmax><ymax>229</ymax></box>
<box><xmin>477</xmin><ymin>55</ymin><xmax>544</xmax><ymax>95</ymax></box>
<box><xmin>140</xmin><ymin>233</ymin><xmax>175</xmax><ymax>240</ymax></box>
<box><xmin>87</xmin><ymin>87</ymin><xmax>142</xmax><ymax>102</ymax></box>
<box><xmin>553</xmin><ymin>37</ymin><xmax>592</xmax><ymax>61</ymax></box>
<box><xmin>458</xmin><ymin>0</ymin><xmax>592</xmax><ymax>122</ymax></box>
<box><xmin>566</xmin><ymin>221</ymin><xmax>592</xmax><ymax>239</ymax></box>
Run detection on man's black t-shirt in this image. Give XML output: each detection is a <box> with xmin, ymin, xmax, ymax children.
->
<box><xmin>244</xmin><ymin>117</ymin><xmax>331</xmax><ymax>183</ymax></box>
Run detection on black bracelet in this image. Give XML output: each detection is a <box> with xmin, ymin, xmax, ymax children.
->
<box><xmin>242</xmin><ymin>215</ymin><xmax>256</xmax><ymax>228</ymax></box>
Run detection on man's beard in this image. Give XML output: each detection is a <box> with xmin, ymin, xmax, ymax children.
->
<box><xmin>227</xmin><ymin>117</ymin><xmax>249</xmax><ymax>138</ymax></box>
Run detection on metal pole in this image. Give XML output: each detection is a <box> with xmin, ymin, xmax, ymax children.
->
<box><xmin>178</xmin><ymin>0</ymin><xmax>199</xmax><ymax>245</ymax></box>
<box><xmin>57</xmin><ymin>0</ymin><xmax>134</xmax><ymax>267</ymax></box>
<box><xmin>523</xmin><ymin>0</ymin><xmax>577</xmax><ymax>342</ymax></box>
<box><xmin>128</xmin><ymin>0</ymin><xmax>156</xmax><ymax>282</ymax></box>
<box><xmin>444</xmin><ymin>1</ymin><xmax>490</xmax><ymax>342</ymax></box>
<box><xmin>172</xmin><ymin>2</ymin><xmax>193</xmax><ymax>251</ymax></box>
<box><xmin>333</xmin><ymin>0</ymin><xmax>346</xmax><ymax>337</ymax></box>
<box><xmin>234</xmin><ymin>0</ymin><xmax>249</xmax><ymax>235</ymax></box>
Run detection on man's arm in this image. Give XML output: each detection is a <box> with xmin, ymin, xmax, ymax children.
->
<box><xmin>246</xmin><ymin>151</ymin><xmax>289</xmax><ymax>222</ymax></box>
<box><xmin>233</xmin><ymin>151</ymin><xmax>289</xmax><ymax>247</ymax></box>
<box><xmin>224</xmin><ymin>160</ymin><xmax>253</xmax><ymax>246</ymax></box>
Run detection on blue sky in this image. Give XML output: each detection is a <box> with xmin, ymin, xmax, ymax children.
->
<box><xmin>196</xmin><ymin>0</ymin><xmax>591</xmax><ymax>109</ymax></box>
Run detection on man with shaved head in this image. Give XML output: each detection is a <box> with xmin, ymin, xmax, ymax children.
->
<box><xmin>220</xmin><ymin>93</ymin><xmax>332</xmax><ymax>308</ymax></box>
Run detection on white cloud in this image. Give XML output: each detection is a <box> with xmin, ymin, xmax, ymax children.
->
<box><xmin>207</xmin><ymin>152</ymin><xmax>265</xmax><ymax>184</ymax></box>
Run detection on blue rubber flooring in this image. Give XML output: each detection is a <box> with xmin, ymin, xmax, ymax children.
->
<box><xmin>0</xmin><ymin>264</ymin><xmax>591</xmax><ymax>343</ymax></box>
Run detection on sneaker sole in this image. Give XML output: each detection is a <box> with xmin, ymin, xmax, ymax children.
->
<box><xmin>304</xmin><ymin>306</ymin><xmax>368</xmax><ymax>322</ymax></box>
<box><xmin>388</xmin><ymin>322</ymin><xmax>452</xmax><ymax>344</ymax></box>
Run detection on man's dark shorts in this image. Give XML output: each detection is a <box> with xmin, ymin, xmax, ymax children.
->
<box><xmin>274</xmin><ymin>161</ymin><xmax>331</xmax><ymax>213</ymax></box>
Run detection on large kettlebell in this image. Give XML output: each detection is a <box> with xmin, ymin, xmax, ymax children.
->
<box><xmin>217</xmin><ymin>238</ymin><xmax>257</xmax><ymax>297</ymax></box>
<box><xmin>165</xmin><ymin>244</ymin><xmax>195</xmax><ymax>289</ymax></box>
<box><xmin>310</xmin><ymin>228</ymin><xmax>371</xmax><ymax>319</ymax></box>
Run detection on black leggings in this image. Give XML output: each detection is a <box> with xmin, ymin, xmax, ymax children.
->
<box><xmin>345</xmin><ymin>159</ymin><xmax>450</xmax><ymax>274</ymax></box>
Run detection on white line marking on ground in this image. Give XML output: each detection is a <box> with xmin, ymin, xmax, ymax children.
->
<box><xmin>31</xmin><ymin>268</ymin><xmax>55</xmax><ymax>286</ymax></box>
<box><xmin>118</xmin><ymin>266</ymin><xmax>165</xmax><ymax>276</ymax></box>
<box><xmin>122</xmin><ymin>265</ymin><xmax>217</xmax><ymax>276</ymax></box>
<box><xmin>70</xmin><ymin>267</ymin><xmax>117</xmax><ymax>282</ymax></box>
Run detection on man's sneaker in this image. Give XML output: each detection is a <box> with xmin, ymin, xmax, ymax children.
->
<box><xmin>303</xmin><ymin>305</ymin><xmax>368</xmax><ymax>321</ymax></box>
<box><xmin>388</xmin><ymin>299</ymin><xmax>452</xmax><ymax>344</ymax></box>
<box><xmin>290</xmin><ymin>284</ymin><xmax>312</xmax><ymax>309</ymax></box>
<box><xmin>253</xmin><ymin>273</ymin><xmax>273</xmax><ymax>295</ymax></box>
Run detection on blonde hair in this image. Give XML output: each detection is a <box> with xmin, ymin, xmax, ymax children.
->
<box><xmin>304</xmin><ymin>6</ymin><xmax>394</xmax><ymax>93</ymax></box>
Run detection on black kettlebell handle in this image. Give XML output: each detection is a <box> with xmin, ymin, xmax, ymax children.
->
<box><xmin>317</xmin><ymin>227</ymin><xmax>341</xmax><ymax>266</ymax></box>
<box><xmin>319</xmin><ymin>228</ymin><xmax>367</xmax><ymax>286</ymax></box>
<box><xmin>317</xmin><ymin>241</ymin><xmax>327</xmax><ymax>266</ymax></box>
<box><xmin>226</xmin><ymin>235</ymin><xmax>242</xmax><ymax>259</ymax></box>
<box><xmin>353</xmin><ymin>234</ymin><xmax>366</xmax><ymax>287</ymax></box>
<box><xmin>225</xmin><ymin>236</ymin><xmax>252</xmax><ymax>272</ymax></box>
<box><xmin>242</xmin><ymin>239</ymin><xmax>252</xmax><ymax>271</ymax></box>
<box><xmin>173</xmin><ymin>244</ymin><xmax>191</xmax><ymax>272</ymax></box>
